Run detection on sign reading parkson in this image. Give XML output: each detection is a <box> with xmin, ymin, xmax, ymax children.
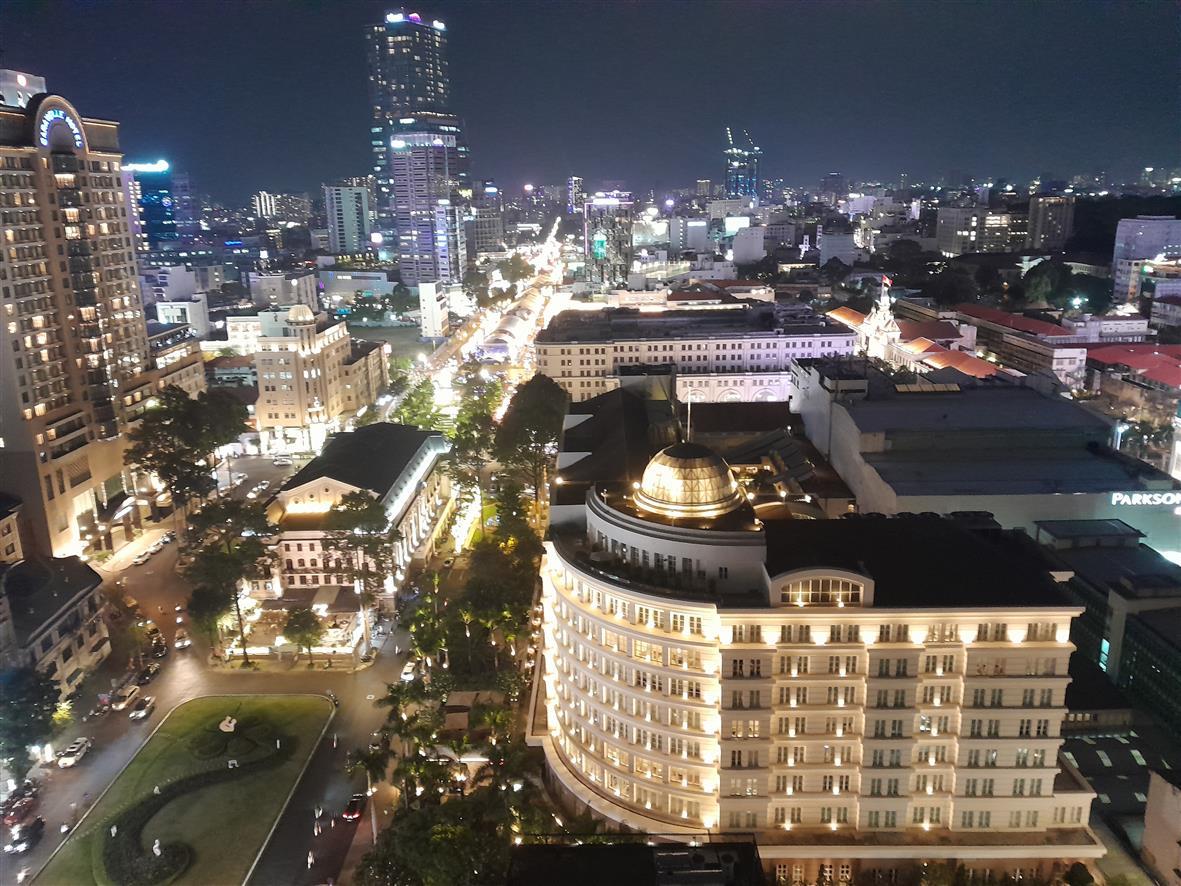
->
<box><xmin>1110</xmin><ymin>491</ymin><xmax>1181</xmax><ymax>506</ymax></box>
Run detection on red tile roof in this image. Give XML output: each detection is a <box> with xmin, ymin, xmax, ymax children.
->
<box><xmin>956</xmin><ymin>304</ymin><xmax>1073</xmax><ymax>337</ymax></box>
<box><xmin>826</xmin><ymin>306</ymin><xmax>867</xmax><ymax>329</ymax></box>
<box><xmin>896</xmin><ymin>319</ymin><xmax>964</xmax><ymax>343</ymax></box>
<box><xmin>1087</xmin><ymin>344</ymin><xmax>1181</xmax><ymax>391</ymax></box>
<box><xmin>921</xmin><ymin>350</ymin><xmax>1000</xmax><ymax>378</ymax></box>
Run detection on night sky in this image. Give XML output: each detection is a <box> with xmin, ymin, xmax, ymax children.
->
<box><xmin>6</xmin><ymin>0</ymin><xmax>1177</xmax><ymax>202</ymax></box>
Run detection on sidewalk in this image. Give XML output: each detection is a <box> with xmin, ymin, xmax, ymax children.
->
<box><xmin>92</xmin><ymin>524</ymin><xmax>170</xmax><ymax>577</ymax></box>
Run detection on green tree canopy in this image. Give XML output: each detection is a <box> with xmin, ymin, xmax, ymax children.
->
<box><xmin>1022</xmin><ymin>259</ymin><xmax>1073</xmax><ymax>307</ymax></box>
<box><xmin>493</xmin><ymin>374</ymin><xmax>567</xmax><ymax>506</ymax></box>
<box><xmin>462</xmin><ymin>269</ymin><xmax>494</xmax><ymax>309</ymax></box>
<box><xmin>283</xmin><ymin>607</ymin><xmax>325</xmax><ymax>664</ymax></box>
<box><xmin>922</xmin><ymin>269</ymin><xmax>979</xmax><ymax>307</ymax></box>
<box><xmin>1067</xmin><ymin>273</ymin><xmax>1114</xmax><ymax>314</ymax></box>
<box><xmin>323</xmin><ymin>490</ymin><xmax>402</xmax><ymax>605</ymax></box>
<box><xmin>495</xmin><ymin>254</ymin><xmax>535</xmax><ymax>285</ymax></box>
<box><xmin>0</xmin><ymin>667</ymin><xmax>60</xmax><ymax>777</ymax></box>
<box><xmin>394</xmin><ymin>380</ymin><xmax>442</xmax><ymax>431</ymax></box>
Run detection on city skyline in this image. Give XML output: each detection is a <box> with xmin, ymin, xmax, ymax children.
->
<box><xmin>6</xmin><ymin>0</ymin><xmax>1178</xmax><ymax>201</ymax></box>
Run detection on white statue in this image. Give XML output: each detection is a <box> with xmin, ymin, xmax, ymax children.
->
<box><xmin>218</xmin><ymin>715</ymin><xmax>238</xmax><ymax>733</ymax></box>
<box><xmin>152</xmin><ymin>839</ymin><xmax>161</xmax><ymax>858</ymax></box>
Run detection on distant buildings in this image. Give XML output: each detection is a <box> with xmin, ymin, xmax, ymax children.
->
<box><xmin>935</xmin><ymin>207</ymin><xmax>1013</xmax><ymax>257</ymax></box>
<box><xmin>324</xmin><ymin>180</ymin><xmax>372</xmax><ymax>254</ymax></box>
<box><xmin>1026</xmin><ymin>195</ymin><xmax>1076</xmax><ymax>251</ymax></box>
<box><xmin>0</xmin><ymin>87</ymin><xmax>206</xmax><ymax>557</ymax></box>
<box><xmin>251</xmin><ymin>190</ymin><xmax>311</xmax><ymax>224</ymax></box>
<box><xmin>567</xmin><ymin>175</ymin><xmax>584</xmax><ymax>216</ymax></box>
<box><xmin>254</xmin><ymin>306</ymin><xmax>389</xmax><ymax>453</ymax></box>
<box><xmin>584</xmin><ymin>192</ymin><xmax>635</xmax><ymax>287</ymax></box>
<box><xmin>1112</xmin><ymin>215</ymin><xmax>1181</xmax><ymax>301</ymax></box>
<box><xmin>247</xmin><ymin>269</ymin><xmax>319</xmax><ymax>310</ymax></box>
<box><xmin>468</xmin><ymin>180</ymin><xmax>505</xmax><ymax>255</ymax></box>
<box><xmin>723</xmin><ymin>128</ymin><xmax>761</xmax><ymax>199</ymax></box>
<box><xmin>125</xmin><ymin>159</ymin><xmax>179</xmax><ymax>250</ymax></box>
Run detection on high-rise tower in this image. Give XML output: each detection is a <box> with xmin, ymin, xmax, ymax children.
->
<box><xmin>724</xmin><ymin>128</ymin><xmax>761</xmax><ymax>199</ymax></box>
<box><xmin>367</xmin><ymin>11</ymin><xmax>468</xmax><ymax>284</ymax></box>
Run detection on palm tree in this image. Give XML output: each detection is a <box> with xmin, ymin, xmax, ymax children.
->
<box><xmin>458</xmin><ymin>606</ymin><xmax>475</xmax><ymax>668</ymax></box>
<box><xmin>479</xmin><ymin>705</ymin><xmax>513</xmax><ymax>747</ymax></box>
<box><xmin>446</xmin><ymin>734</ymin><xmax>475</xmax><ymax>795</ymax></box>
<box><xmin>345</xmin><ymin>746</ymin><xmax>390</xmax><ymax>786</ymax></box>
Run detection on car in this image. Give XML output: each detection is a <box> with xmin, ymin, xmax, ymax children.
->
<box><xmin>174</xmin><ymin>629</ymin><xmax>191</xmax><ymax>649</ymax></box>
<box><xmin>148</xmin><ymin>541</ymin><xmax>165</xmax><ymax>555</ymax></box>
<box><xmin>341</xmin><ymin>793</ymin><xmax>366</xmax><ymax>822</ymax></box>
<box><xmin>132</xmin><ymin>553</ymin><xmax>151</xmax><ymax>566</ymax></box>
<box><xmin>400</xmin><ymin>660</ymin><xmax>417</xmax><ymax>682</ymax></box>
<box><xmin>442</xmin><ymin>557</ymin><xmax>455</xmax><ymax>570</ymax></box>
<box><xmin>56</xmin><ymin>737</ymin><xmax>93</xmax><ymax>768</ymax></box>
<box><xmin>136</xmin><ymin>662</ymin><xmax>162</xmax><ymax>685</ymax></box>
<box><xmin>161</xmin><ymin>532</ymin><xmax>175</xmax><ymax>544</ymax></box>
<box><xmin>150</xmin><ymin>639</ymin><xmax>169</xmax><ymax>659</ymax></box>
<box><xmin>2</xmin><ymin>796</ymin><xmax>37</xmax><ymax>827</ymax></box>
<box><xmin>246</xmin><ymin>489</ymin><xmax>258</xmax><ymax>499</ymax></box>
<box><xmin>144</xmin><ymin>622</ymin><xmax>161</xmax><ymax>638</ymax></box>
<box><xmin>121</xmin><ymin>594</ymin><xmax>139</xmax><ymax>610</ymax></box>
<box><xmin>271</xmin><ymin>457</ymin><xmax>293</xmax><ymax>466</ymax></box>
<box><xmin>129</xmin><ymin>696</ymin><xmax>156</xmax><ymax>720</ymax></box>
<box><xmin>3</xmin><ymin>816</ymin><xmax>45</xmax><ymax>855</ymax></box>
<box><xmin>111</xmin><ymin>684</ymin><xmax>140</xmax><ymax>711</ymax></box>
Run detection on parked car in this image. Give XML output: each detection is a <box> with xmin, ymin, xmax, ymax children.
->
<box><xmin>3</xmin><ymin>816</ymin><xmax>45</xmax><ymax>855</ymax></box>
<box><xmin>174</xmin><ymin>629</ymin><xmax>191</xmax><ymax>650</ymax></box>
<box><xmin>132</xmin><ymin>553</ymin><xmax>151</xmax><ymax>566</ymax></box>
<box><xmin>111</xmin><ymin>684</ymin><xmax>140</xmax><ymax>711</ymax></box>
<box><xmin>129</xmin><ymin>696</ymin><xmax>156</xmax><ymax>720</ymax></box>
<box><xmin>121</xmin><ymin>595</ymin><xmax>139</xmax><ymax>610</ymax></box>
<box><xmin>2</xmin><ymin>796</ymin><xmax>37</xmax><ymax>827</ymax></box>
<box><xmin>56</xmin><ymin>737</ymin><xmax>93</xmax><ymax>768</ymax></box>
<box><xmin>400</xmin><ymin>660</ymin><xmax>417</xmax><ymax>682</ymax></box>
<box><xmin>341</xmin><ymin>794</ymin><xmax>366</xmax><ymax>821</ymax></box>
<box><xmin>136</xmin><ymin>662</ymin><xmax>162</xmax><ymax>685</ymax></box>
<box><xmin>161</xmin><ymin>532</ymin><xmax>175</xmax><ymax>544</ymax></box>
<box><xmin>271</xmin><ymin>457</ymin><xmax>293</xmax><ymax>467</ymax></box>
<box><xmin>150</xmin><ymin>639</ymin><xmax>169</xmax><ymax>659</ymax></box>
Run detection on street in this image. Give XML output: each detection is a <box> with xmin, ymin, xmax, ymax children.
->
<box><xmin>22</xmin><ymin>528</ymin><xmax>409</xmax><ymax>886</ymax></box>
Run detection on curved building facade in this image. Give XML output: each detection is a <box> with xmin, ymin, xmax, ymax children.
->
<box><xmin>532</xmin><ymin>444</ymin><xmax>1104</xmax><ymax>880</ymax></box>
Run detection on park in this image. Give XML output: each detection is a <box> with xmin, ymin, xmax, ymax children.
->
<box><xmin>37</xmin><ymin>695</ymin><xmax>332</xmax><ymax>886</ymax></box>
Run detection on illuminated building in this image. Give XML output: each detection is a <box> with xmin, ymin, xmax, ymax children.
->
<box><xmin>935</xmin><ymin>207</ymin><xmax>1013</xmax><ymax>257</ymax></box>
<box><xmin>1026</xmin><ymin>195</ymin><xmax>1075</xmax><ymax>251</ymax></box>
<box><xmin>1112</xmin><ymin>216</ymin><xmax>1181</xmax><ymax>302</ymax></box>
<box><xmin>584</xmin><ymin>192</ymin><xmax>635</xmax><ymax>287</ymax></box>
<box><xmin>724</xmin><ymin>129</ymin><xmax>761</xmax><ymax>200</ymax></box>
<box><xmin>124</xmin><ymin>159</ymin><xmax>178</xmax><ymax>249</ymax></box>
<box><xmin>468</xmin><ymin>180</ymin><xmax>505</xmax><ymax>255</ymax></box>
<box><xmin>324</xmin><ymin>180</ymin><xmax>373</xmax><ymax>254</ymax></box>
<box><xmin>535</xmin><ymin>302</ymin><xmax>855</xmax><ymax>403</ymax></box>
<box><xmin>567</xmin><ymin>175</ymin><xmax>585</xmax><ymax>216</ymax></box>
<box><xmin>260</xmin><ymin>423</ymin><xmax>452</xmax><ymax>601</ymax></box>
<box><xmin>0</xmin><ymin>68</ymin><xmax>46</xmax><ymax>108</ymax></box>
<box><xmin>531</xmin><ymin>440</ymin><xmax>1103</xmax><ymax>880</ymax></box>
<box><xmin>247</xmin><ymin>269</ymin><xmax>319</xmax><ymax>310</ymax></box>
<box><xmin>0</xmin><ymin>87</ymin><xmax>206</xmax><ymax>557</ymax></box>
<box><xmin>251</xmin><ymin>190</ymin><xmax>311</xmax><ymax>224</ymax></box>
<box><xmin>254</xmin><ymin>306</ymin><xmax>389</xmax><ymax>453</ymax></box>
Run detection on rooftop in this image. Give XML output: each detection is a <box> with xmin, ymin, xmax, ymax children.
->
<box><xmin>1</xmin><ymin>556</ymin><xmax>102</xmax><ymax>646</ymax></box>
<box><xmin>956</xmin><ymin>303</ymin><xmax>1074</xmax><ymax>338</ymax></box>
<box><xmin>537</xmin><ymin>305</ymin><xmax>845</xmax><ymax>344</ymax></box>
<box><xmin>762</xmin><ymin>515</ymin><xmax>1069</xmax><ymax>609</ymax></box>
<box><xmin>280</xmin><ymin>422</ymin><xmax>440</xmax><ymax>497</ymax></box>
<box><xmin>507</xmin><ymin>842</ymin><xmax>765</xmax><ymax>886</ymax></box>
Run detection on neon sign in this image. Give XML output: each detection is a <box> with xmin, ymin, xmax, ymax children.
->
<box><xmin>1111</xmin><ymin>491</ymin><xmax>1181</xmax><ymax>506</ymax></box>
<box><xmin>37</xmin><ymin>107</ymin><xmax>84</xmax><ymax>149</ymax></box>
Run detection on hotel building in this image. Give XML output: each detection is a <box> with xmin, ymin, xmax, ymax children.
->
<box><xmin>535</xmin><ymin>303</ymin><xmax>855</xmax><ymax>403</ymax></box>
<box><xmin>531</xmin><ymin>442</ymin><xmax>1102</xmax><ymax>881</ymax></box>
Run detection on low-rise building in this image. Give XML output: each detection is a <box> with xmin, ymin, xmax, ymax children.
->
<box><xmin>248</xmin><ymin>270</ymin><xmax>319</xmax><ymax>311</ymax></box>
<box><xmin>261</xmin><ymin>423</ymin><xmax>453</xmax><ymax>602</ymax></box>
<box><xmin>1141</xmin><ymin>770</ymin><xmax>1181</xmax><ymax>886</ymax></box>
<box><xmin>0</xmin><ymin>494</ymin><xmax>26</xmax><ymax>564</ymax></box>
<box><xmin>536</xmin><ymin>303</ymin><xmax>855</xmax><ymax>403</ymax></box>
<box><xmin>792</xmin><ymin>360</ymin><xmax>1180</xmax><ymax>552</ymax></box>
<box><xmin>155</xmin><ymin>292</ymin><xmax>210</xmax><ymax>337</ymax></box>
<box><xmin>1085</xmin><ymin>343</ymin><xmax>1181</xmax><ymax>424</ymax></box>
<box><xmin>0</xmin><ymin>555</ymin><xmax>109</xmax><ymax>699</ymax></box>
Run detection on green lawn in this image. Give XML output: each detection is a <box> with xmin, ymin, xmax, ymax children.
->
<box><xmin>38</xmin><ymin>695</ymin><xmax>332</xmax><ymax>886</ymax></box>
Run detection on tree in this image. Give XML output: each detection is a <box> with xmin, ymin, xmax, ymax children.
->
<box><xmin>494</xmin><ymin>374</ymin><xmax>567</xmax><ymax>511</ymax></box>
<box><xmin>346</xmin><ymin>745</ymin><xmax>391</xmax><ymax>786</ymax></box>
<box><xmin>0</xmin><ymin>668</ymin><xmax>60</xmax><ymax>777</ymax></box>
<box><xmin>1068</xmin><ymin>274</ymin><xmax>1114</xmax><ymax>314</ymax></box>
<box><xmin>923</xmin><ymin>269</ymin><xmax>979</xmax><ymax>307</ymax></box>
<box><xmin>462</xmin><ymin>269</ymin><xmax>493</xmax><ymax>310</ymax></box>
<box><xmin>284</xmin><ymin>607</ymin><xmax>325</xmax><ymax>666</ymax></box>
<box><xmin>1063</xmin><ymin>863</ymin><xmax>1094</xmax><ymax>886</ymax></box>
<box><xmin>184</xmin><ymin>499</ymin><xmax>275</xmax><ymax>666</ymax></box>
<box><xmin>1022</xmin><ymin>259</ymin><xmax>1073</xmax><ymax>307</ymax></box>
<box><xmin>187</xmin><ymin>584</ymin><xmax>233</xmax><ymax>647</ymax></box>
<box><xmin>124</xmin><ymin>386</ymin><xmax>248</xmax><ymax>533</ymax></box>
<box><xmin>394</xmin><ymin>380</ymin><xmax>442</xmax><ymax>430</ymax></box>
<box><xmin>886</xmin><ymin>239</ymin><xmax>923</xmax><ymax>263</ymax></box>
<box><xmin>495</xmin><ymin>254</ymin><xmax>535</xmax><ymax>285</ymax></box>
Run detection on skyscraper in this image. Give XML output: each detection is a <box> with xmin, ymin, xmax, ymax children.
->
<box><xmin>124</xmin><ymin>159</ymin><xmax>179</xmax><ymax>250</ymax></box>
<box><xmin>0</xmin><ymin>88</ymin><xmax>204</xmax><ymax>557</ymax></box>
<box><xmin>1026</xmin><ymin>195</ymin><xmax>1076</xmax><ymax>252</ymax></box>
<box><xmin>723</xmin><ymin>128</ymin><xmax>761</xmax><ymax>199</ymax></box>
<box><xmin>584</xmin><ymin>192</ymin><xmax>634</xmax><ymax>287</ymax></box>
<box><xmin>367</xmin><ymin>10</ymin><xmax>469</xmax><ymax>284</ymax></box>
<box><xmin>324</xmin><ymin>180</ymin><xmax>373</xmax><ymax>254</ymax></box>
<box><xmin>567</xmin><ymin>175</ymin><xmax>585</xmax><ymax>216</ymax></box>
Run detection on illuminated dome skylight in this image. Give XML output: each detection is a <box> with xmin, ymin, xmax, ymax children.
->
<box><xmin>633</xmin><ymin>442</ymin><xmax>744</xmax><ymax>519</ymax></box>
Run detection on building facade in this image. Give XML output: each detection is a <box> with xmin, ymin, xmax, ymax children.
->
<box><xmin>324</xmin><ymin>181</ymin><xmax>372</xmax><ymax>254</ymax></box>
<box><xmin>1112</xmin><ymin>215</ymin><xmax>1181</xmax><ymax>302</ymax></box>
<box><xmin>1026</xmin><ymin>196</ymin><xmax>1075</xmax><ymax>251</ymax></box>
<box><xmin>254</xmin><ymin>306</ymin><xmax>389</xmax><ymax>453</ymax></box>
<box><xmin>248</xmin><ymin>269</ymin><xmax>319</xmax><ymax>310</ymax></box>
<box><xmin>935</xmin><ymin>207</ymin><xmax>1012</xmax><ymax>257</ymax></box>
<box><xmin>724</xmin><ymin>129</ymin><xmax>761</xmax><ymax>199</ymax></box>
<box><xmin>584</xmin><ymin>192</ymin><xmax>635</xmax><ymax>288</ymax></box>
<box><xmin>532</xmin><ymin>443</ymin><xmax>1100</xmax><ymax>880</ymax></box>
<box><xmin>536</xmin><ymin>304</ymin><xmax>856</xmax><ymax>402</ymax></box>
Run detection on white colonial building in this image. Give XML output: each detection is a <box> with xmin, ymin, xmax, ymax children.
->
<box><xmin>531</xmin><ymin>442</ymin><xmax>1102</xmax><ymax>881</ymax></box>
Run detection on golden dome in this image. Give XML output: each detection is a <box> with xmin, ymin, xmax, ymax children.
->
<box><xmin>634</xmin><ymin>442</ymin><xmax>744</xmax><ymax>519</ymax></box>
<box><xmin>286</xmin><ymin>304</ymin><xmax>316</xmax><ymax>324</ymax></box>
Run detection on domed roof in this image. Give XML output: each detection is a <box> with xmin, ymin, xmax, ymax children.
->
<box><xmin>634</xmin><ymin>442</ymin><xmax>744</xmax><ymax>519</ymax></box>
<box><xmin>286</xmin><ymin>304</ymin><xmax>316</xmax><ymax>324</ymax></box>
